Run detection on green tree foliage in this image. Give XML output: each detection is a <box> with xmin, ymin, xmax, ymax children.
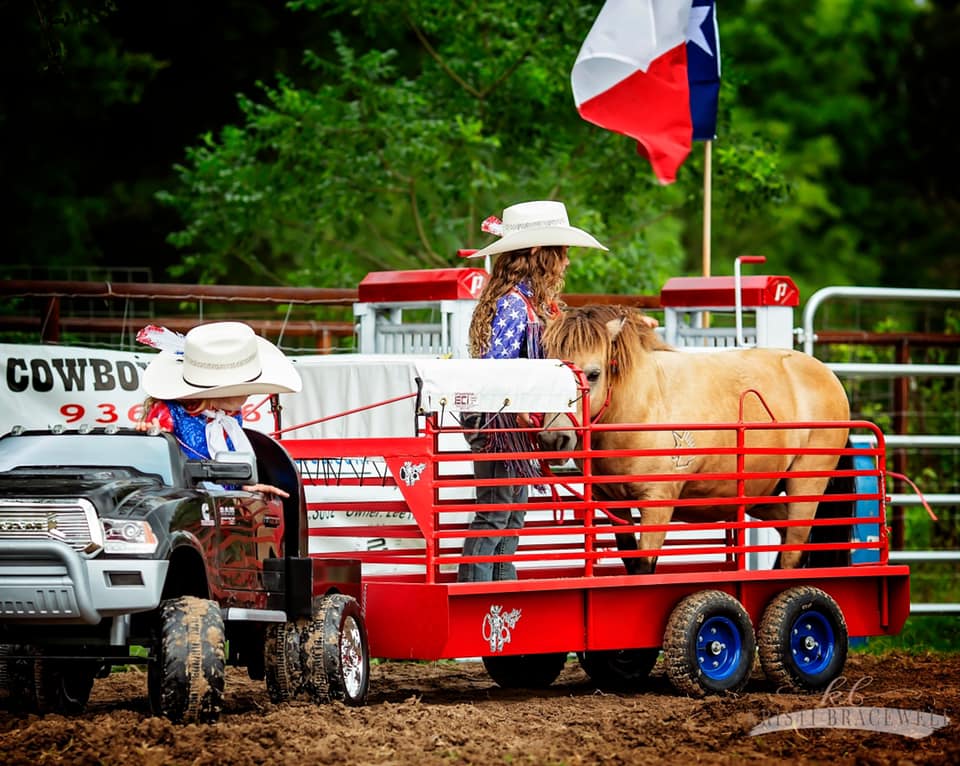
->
<box><xmin>6</xmin><ymin>1</ymin><xmax>956</xmax><ymax>297</ymax></box>
<box><xmin>159</xmin><ymin>0</ymin><xmax>958</xmax><ymax>297</ymax></box>
<box><xmin>158</xmin><ymin>0</ymin><xmax>793</xmax><ymax>291</ymax></box>
<box><xmin>716</xmin><ymin>0</ymin><xmax>934</xmax><ymax>297</ymax></box>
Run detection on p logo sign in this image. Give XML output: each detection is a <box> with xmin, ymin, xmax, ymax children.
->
<box><xmin>467</xmin><ymin>273</ymin><xmax>487</xmax><ymax>298</ymax></box>
<box><xmin>770</xmin><ymin>279</ymin><xmax>798</xmax><ymax>305</ymax></box>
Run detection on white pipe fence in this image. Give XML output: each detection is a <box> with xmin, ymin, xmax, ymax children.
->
<box><xmin>803</xmin><ymin>285</ymin><xmax>960</xmax><ymax>616</ymax></box>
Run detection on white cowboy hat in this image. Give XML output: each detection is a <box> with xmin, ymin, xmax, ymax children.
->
<box><xmin>467</xmin><ymin>200</ymin><xmax>608</xmax><ymax>259</ymax></box>
<box><xmin>141</xmin><ymin>321</ymin><xmax>302</xmax><ymax>400</ymax></box>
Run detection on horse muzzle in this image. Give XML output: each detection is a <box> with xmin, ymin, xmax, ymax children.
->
<box><xmin>537</xmin><ymin>428</ymin><xmax>578</xmax><ymax>453</ymax></box>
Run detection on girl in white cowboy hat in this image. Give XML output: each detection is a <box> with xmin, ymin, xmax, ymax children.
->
<box><xmin>136</xmin><ymin>321</ymin><xmax>302</xmax><ymax>497</ymax></box>
<box><xmin>458</xmin><ymin>201</ymin><xmax>605</xmax><ymax>583</ymax></box>
<box><xmin>458</xmin><ymin>201</ymin><xmax>658</xmax><ymax>583</ymax></box>
<box><xmin>466</xmin><ymin>200</ymin><xmax>605</xmax><ymax>361</ymax></box>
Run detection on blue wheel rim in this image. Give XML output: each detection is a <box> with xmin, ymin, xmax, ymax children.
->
<box><xmin>789</xmin><ymin>609</ymin><xmax>835</xmax><ymax>676</ymax></box>
<box><xmin>696</xmin><ymin>615</ymin><xmax>743</xmax><ymax>681</ymax></box>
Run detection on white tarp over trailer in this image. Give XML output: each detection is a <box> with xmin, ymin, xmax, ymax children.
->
<box><xmin>286</xmin><ymin>356</ymin><xmax>582</xmax><ymax>574</ymax></box>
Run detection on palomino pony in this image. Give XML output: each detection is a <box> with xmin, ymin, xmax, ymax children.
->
<box><xmin>538</xmin><ymin>305</ymin><xmax>851</xmax><ymax>574</ymax></box>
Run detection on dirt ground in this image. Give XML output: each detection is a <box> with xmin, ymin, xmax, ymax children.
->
<box><xmin>1</xmin><ymin>652</ymin><xmax>957</xmax><ymax>765</ymax></box>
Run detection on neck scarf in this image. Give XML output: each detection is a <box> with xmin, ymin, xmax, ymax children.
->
<box><xmin>203</xmin><ymin>409</ymin><xmax>254</xmax><ymax>457</ymax></box>
<box><xmin>164</xmin><ymin>401</ymin><xmax>252</xmax><ymax>459</ymax></box>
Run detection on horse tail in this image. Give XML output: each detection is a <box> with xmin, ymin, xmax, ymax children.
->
<box><xmin>803</xmin><ymin>450</ymin><xmax>857</xmax><ymax>568</ymax></box>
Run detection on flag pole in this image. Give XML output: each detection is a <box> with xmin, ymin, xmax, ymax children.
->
<box><xmin>701</xmin><ymin>139</ymin><xmax>712</xmax><ymax>335</ymax></box>
<box><xmin>702</xmin><ymin>139</ymin><xmax>712</xmax><ymax>278</ymax></box>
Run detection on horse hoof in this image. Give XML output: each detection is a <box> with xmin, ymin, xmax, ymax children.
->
<box><xmin>623</xmin><ymin>560</ymin><xmax>655</xmax><ymax>575</ymax></box>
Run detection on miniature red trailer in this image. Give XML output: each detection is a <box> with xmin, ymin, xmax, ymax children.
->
<box><xmin>279</xmin><ymin>356</ymin><xmax>910</xmax><ymax>697</ymax></box>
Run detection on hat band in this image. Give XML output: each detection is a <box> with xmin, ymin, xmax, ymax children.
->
<box><xmin>181</xmin><ymin>348</ymin><xmax>262</xmax><ymax>389</ymax></box>
<box><xmin>183</xmin><ymin>369</ymin><xmax>263</xmax><ymax>389</ymax></box>
<box><xmin>501</xmin><ymin>217</ymin><xmax>568</xmax><ymax>234</ymax></box>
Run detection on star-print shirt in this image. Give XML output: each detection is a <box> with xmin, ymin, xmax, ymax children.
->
<box><xmin>145</xmin><ymin>400</ymin><xmax>244</xmax><ymax>460</ymax></box>
<box><xmin>484</xmin><ymin>283</ymin><xmax>542</xmax><ymax>360</ymax></box>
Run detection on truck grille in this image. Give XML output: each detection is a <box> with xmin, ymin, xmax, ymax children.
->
<box><xmin>0</xmin><ymin>499</ymin><xmax>103</xmax><ymax>555</ymax></box>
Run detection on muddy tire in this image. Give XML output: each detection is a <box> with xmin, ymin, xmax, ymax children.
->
<box><xmin>148</xmin><ymin>596</ymin><xmax>225</xmax><ymax>724</ymax></box>
<box><xmin>482</xmin><ymin>652</ymin><xmax>567</xmax><ymax>689</ymax></box>
<box><xmin>302</xmin><ymin>594</ymin><xmax>369</xmax><ymax>706</ymax></box>
<box><xmin>1</xmin><ymin>645</ymin><xmax>97</xmax><ymax>715</ymax></box>
<box><xmin>264</xmin><ymin>620</ymin><xmax>306</xmax><ymax>703</ymax></box>
<box><xmin>758</xmin><ymin>586</ymin><xmax>848</xmax><ymax>692</ymax></box>
<box><xmin>663</xmin><ymin>590</ymin><xmax>756</xmax><ymax>696</ymax></box>
<box><xmin>0</xmin><ymin>644</ymin><xmax>34</xmax><ymax>711</ymax></box>
<box><xmin>33</xmin><ymin>658</ymin><xmax>97</xmax><ymax>714</ymax></box>
<box><xmin>578</xmin><ymin>648</ymin><xmax>660</xmax><ymax>689</ymax></box>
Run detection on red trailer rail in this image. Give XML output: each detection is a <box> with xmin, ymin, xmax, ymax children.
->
<box><xmin>278</xmin><ymin>359</ymin><xmax>910</xmax><ymax>696</ymax></box>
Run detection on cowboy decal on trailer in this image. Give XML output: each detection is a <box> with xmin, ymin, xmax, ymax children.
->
<box><xmin>399</xmin><ymin>461</ymin><xmax>427</xmax><ymax>487</ymax></box>
<box><xmin>482</xmin><ymin>605</ymin><xmax>522</xmax><ymax>653</ymax></box>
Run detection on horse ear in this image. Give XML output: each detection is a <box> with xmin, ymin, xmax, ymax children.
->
<box><xmin>605</xmin><ymin>316</ymin><xmax>626</xmax><ymax>342</ymax></box>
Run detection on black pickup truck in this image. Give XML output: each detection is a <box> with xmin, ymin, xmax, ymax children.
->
<box><xmin>0</xmin><ymin>426</ymin><xmax>368</xmax><ymax>723</ymax></box>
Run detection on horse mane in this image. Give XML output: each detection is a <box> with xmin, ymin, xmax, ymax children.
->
<box><xmin>542</xmin><ymin>305</ymin><xmax>671</xmax><ymax>383</ymax></box>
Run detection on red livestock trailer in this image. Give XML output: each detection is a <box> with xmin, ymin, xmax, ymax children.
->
<box><xmin>276</xmin><ymin>354</ymin><xmax>910</xmax><ymax>700</ymax></box>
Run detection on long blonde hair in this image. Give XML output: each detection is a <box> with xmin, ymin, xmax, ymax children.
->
<box><xmin>468</xmin><ymin>246</ymin><xmax>568</xmax><ymax>358</ymax></box>
<box><xmin>138</xmin><ymin>395</ymin><xmax>232</xmax><ymax>423</ymax></box>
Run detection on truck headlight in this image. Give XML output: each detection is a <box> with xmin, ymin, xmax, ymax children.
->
<box><xmin>101</xmin><ymin>519</ymin><xmax>158</xmax><ymax>554</ymax></box>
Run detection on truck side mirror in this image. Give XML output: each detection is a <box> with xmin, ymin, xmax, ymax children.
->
<box><xmin>184</xmin><ymin>451</ymin><xmax>258</xmax><ymax>485</ymax></box>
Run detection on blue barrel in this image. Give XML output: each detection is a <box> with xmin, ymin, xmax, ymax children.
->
<box><xmin>848</xmin><ymin>435</ymin><xmax>881</xmax><ymax>565</ymax></box>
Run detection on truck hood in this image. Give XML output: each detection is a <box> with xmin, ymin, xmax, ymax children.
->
<box><xmin>0</xmin><ymin>468</ymin><xmax>167</xmax><ymax>516</ymax></box>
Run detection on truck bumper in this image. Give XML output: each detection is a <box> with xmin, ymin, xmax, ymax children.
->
<box><xmin>0</xmin><ymin>540</ymin><xmax>167</xmax><ymax>625</ymax></box>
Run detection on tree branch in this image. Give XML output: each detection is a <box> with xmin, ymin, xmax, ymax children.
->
<box><xmin>476</xmin><ymin>44</ymin><xmax>535</xmax><ymax>100</ymax></box>
<box><xmin>408</xmin><ymin>178</ymin><xmax>439</xmax><ymax>262</ymax></box>
<box><xmin>406</xmin><ymin>14</ymin><xmax>482</xmax><ymax>99</ymax></box>
<box><xmin>405</xmin><ymin>13</ymin><xmax>535</xmax><ymax>102</ymax></box>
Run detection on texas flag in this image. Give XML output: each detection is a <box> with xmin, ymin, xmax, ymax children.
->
<box><xmin>571</xmin><ymin>0</ymin><xmax>721</xmax><ymax>184</ymax></box>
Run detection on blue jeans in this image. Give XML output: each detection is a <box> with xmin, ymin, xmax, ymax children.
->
<box><xmin>457</xmin><ymin>458</ymin><xmax>528</xmax><ymax>582</ymax></box>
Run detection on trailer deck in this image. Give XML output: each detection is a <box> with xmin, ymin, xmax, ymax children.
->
<box><xmin>277</xmin><ymin>357</ymin><xmax>909</xmax><ymax>694</ymax></box>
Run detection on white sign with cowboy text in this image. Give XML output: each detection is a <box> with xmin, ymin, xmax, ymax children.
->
<box><xmin>0</xmin><ymin>344</ymin><xmax>277</xmax><ymax>436</ymax></box>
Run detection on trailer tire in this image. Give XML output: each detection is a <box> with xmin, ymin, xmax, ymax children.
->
<box><xmin>578</xmin><ymin>648</ymin><xmax>660</xmax><ymax>689</ymax></box>
<box><xmin>758</xmin><ymin>586</ymin><xmax>848</xmax><ymax>691</ymax></box>
<box><xmin>302</xmin><ymin>594</ymin><xmax>369</xmax><ymax>706</ymax></box>
<box><xmin>663</xmin><ymin>590</ymin><xmax>755</xmax><ymax>696</ymax></box>
<box><xmin>482</xmin><ymin>652</ymin><xmax>567</xmax><ymax>689</ymax></box>
<box><xmin>264</xmin><ymin>620</ymin><xmax>306</xmax><ymax>703</ymax></box>
<box><xmin>148</xmin><ymin>596</ymin><xmax>225</xmax><ymax>724</ymax></box>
